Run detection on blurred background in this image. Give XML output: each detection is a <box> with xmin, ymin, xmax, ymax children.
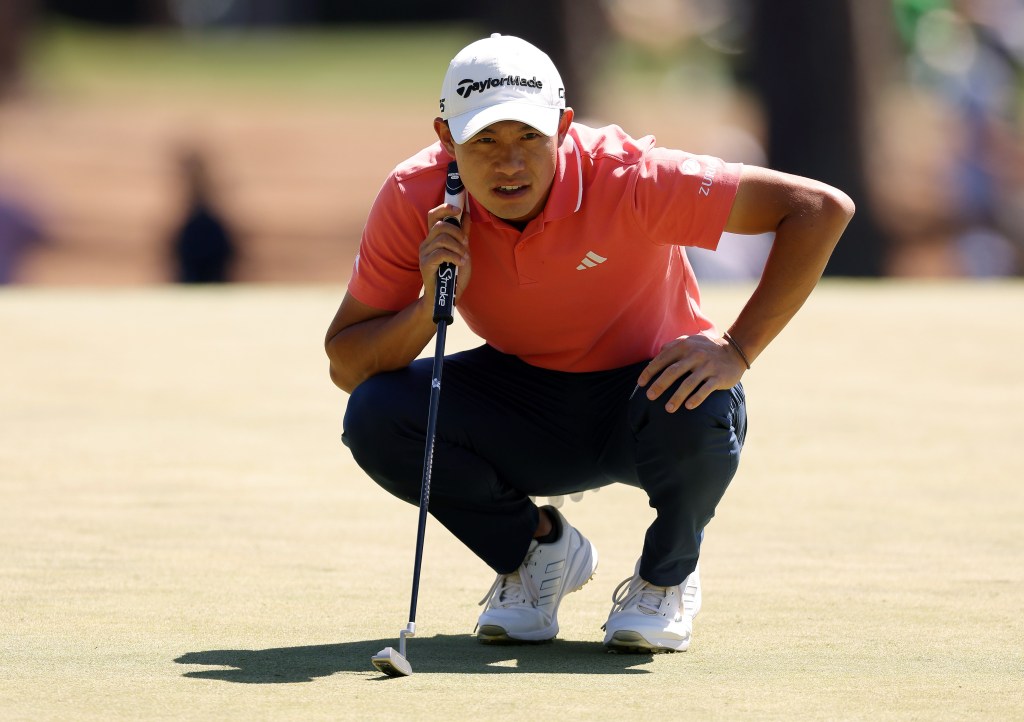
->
<box><xmin>0</xmin><ymin>0</ymin><xmax>1021</xmax><ymax>285</ymax></box>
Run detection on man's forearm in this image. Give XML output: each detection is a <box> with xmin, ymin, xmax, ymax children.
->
<box><xmin>728</xmin><ymin>188</ymin><xmax>854</xmax><ymax>363</ymax></box>
<box><xmin>326</xmin><ymin>298</ymin><xmax>437</xmax><ymax>393</ymax></box>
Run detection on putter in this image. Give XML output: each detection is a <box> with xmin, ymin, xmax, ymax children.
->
<box><xmin>372</xmin><ymin>162</ymin><xmax>464</xmax><ymax>678</ymax></box>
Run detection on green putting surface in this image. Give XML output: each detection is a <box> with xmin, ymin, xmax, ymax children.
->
<box><xmin>1</xmin><ymin>282</ymin><xmax>1021</xmax><ymax>720</ymax></box>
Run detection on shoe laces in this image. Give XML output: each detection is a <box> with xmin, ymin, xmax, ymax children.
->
<box><xmin>478</xmin><ymin>544</ymin><xmax>542</xmax><ymax>611</ymax></box>
<box><xmin>601</xmin><ymin>574</ymin><xmax>671</xmax><ymax>629</ymax></box>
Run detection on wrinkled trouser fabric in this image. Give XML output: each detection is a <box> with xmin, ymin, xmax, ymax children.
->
<box><xmin>342</xmin><ymin>344</ymin><xmax>747</xmax><ymax>587</ymax></box>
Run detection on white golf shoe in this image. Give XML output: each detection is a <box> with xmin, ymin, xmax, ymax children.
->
<box><xmin>602</xmin><ymin>560</ymin><xmax>701</xmax><ymax>653</ymax></box>
<box><xmin>476</xmin><ymin>507</ymin><xmax>598</xmax><ymax>643</ymax></box>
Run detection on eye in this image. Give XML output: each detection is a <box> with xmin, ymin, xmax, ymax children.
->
<box><xmin>522</xmin><ymin>132</ymin><xmax>541</xmax><ymax>140</ymax></box>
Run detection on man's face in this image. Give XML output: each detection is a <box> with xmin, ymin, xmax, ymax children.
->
<box><xmin>436</xmin><ymin>111</ymin><xmax>572</xmax><ymax>224</ymax></box>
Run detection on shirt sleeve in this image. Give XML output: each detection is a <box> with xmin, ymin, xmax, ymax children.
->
<box><xmin>631</xmin><ymin>148</ymin><xmax>743</xmax><ymax>251</ymax></box>
<box><xmin>346</xmin><ymin>174</ymin><xmax>429</xmax><ymax>311</ymax></box>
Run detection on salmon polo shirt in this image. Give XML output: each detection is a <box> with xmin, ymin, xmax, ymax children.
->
<box><xmin>347</xmin><ymin>123</ymin><xmax>743</xmax><ymax>372</ymax></box>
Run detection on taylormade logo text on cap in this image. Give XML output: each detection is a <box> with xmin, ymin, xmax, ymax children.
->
<box><xmin>455</xmin><ymin>75</ymin><xmax>545</xmax><ymax>99</ymax></box>
<box><xmin>440</xmin><ymin>34</ymin><xmax>565</xmax><ymax>144</ymax></box>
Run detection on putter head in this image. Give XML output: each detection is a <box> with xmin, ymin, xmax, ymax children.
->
<box><xmin>371</xmin><ymin>647</ymin><xmax>412</xmax><ymax>677</ymax></box>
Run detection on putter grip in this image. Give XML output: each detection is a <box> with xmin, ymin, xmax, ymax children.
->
<box><xmin>432</xmin><ymin>216</ymin><xmax>460</xmax><ymax>325</ymax></box>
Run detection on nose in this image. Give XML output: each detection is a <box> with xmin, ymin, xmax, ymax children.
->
<box><xmin>493</xmin><ymin>142</ymin><xmax>526</xmax><ymax>174</ymax></box>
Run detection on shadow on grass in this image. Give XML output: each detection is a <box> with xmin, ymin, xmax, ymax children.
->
<box><xmin>175</xmin><ymin>635</ymin><xmax>655</xmax><ymax>682</ymax></box>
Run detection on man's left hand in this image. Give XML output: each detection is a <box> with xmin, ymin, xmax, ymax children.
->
<box><xmin>638</xmin><ymin>334</ymin><xmax>746</xmax><ymax>412</ymax></box>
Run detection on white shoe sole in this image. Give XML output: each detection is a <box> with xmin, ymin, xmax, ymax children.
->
<box><xmin>604</xmin><ymin>628</ymin><xmax>691</xmax><ymax>653</ymax></box>
<box><xmin>477</xmin><ymin>625</ymin><xmax>558</xmax><ymax>643</ymax></box>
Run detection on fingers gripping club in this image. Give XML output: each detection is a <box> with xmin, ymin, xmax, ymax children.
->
<box><xmin>434</xmin><ymin>162</ymin><xmax>465</xmax><ymax>324</ymax></box>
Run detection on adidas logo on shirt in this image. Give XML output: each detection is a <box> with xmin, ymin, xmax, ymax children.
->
<box><xmin>576</xmin><ymin>251</ymin><xmax>607</xmax><ymax>270</ymax></box>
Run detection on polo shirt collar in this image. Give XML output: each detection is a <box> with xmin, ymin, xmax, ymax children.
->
<box><xmin>545</xmin><ymin>133</ymin><xmax>584</xmax><ymax>221</ymax></box>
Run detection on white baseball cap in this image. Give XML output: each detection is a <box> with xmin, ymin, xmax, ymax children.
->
<box><xmin>440</xmin><ymin>34</ymin><xmax>565</xmax><ymax>144</ymax></box>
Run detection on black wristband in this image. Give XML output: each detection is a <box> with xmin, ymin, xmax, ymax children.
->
<box><xmin>723</xmin><ymin>332</ymin><xmax>752</xmax><ymax>370</ymax></box>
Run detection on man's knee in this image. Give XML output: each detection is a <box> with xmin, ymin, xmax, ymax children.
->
<box><xmin>341</xmin><ymin>375</ymin><xmax>380</xmax><ymax>453</ymax></box>
<box><xmin>629</xmin><ymin>382</ymin><xmax>746</xmax><ymax>456</ymax></box>
<box><xmin>342</xmin><ymin>371</ymin><xmax>419</xmax><ymax>469</ymax></box>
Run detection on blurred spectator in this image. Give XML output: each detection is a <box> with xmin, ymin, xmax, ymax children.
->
<box><xmin>890</xmin><ymin>0</ymin><xmax>1024</xmax><ymax>276</ymax></box>
<box><xmin>0</xmin><ymin>180</ymin><xmax>45</xmax><ymax>283</ymax></box>
<box><xmin>169</xmin><ymin>147</ymin><xmax>236</xmax><ymax>284</ymax></box>
<box><xmin>939</xmin><ymin>2</ymin><xmax>1020</xmax><ymax>273</ymax></box>
<box><xmin>0</xmin><ymin>0</ymin><xmax>38</xmax><ymax>100</ymax></box>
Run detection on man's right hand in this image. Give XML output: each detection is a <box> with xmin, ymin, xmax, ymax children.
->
<box><xmin>419</xmin><ymin>203</ymin><xmax>472</xmax><ymax>306</ymax></box>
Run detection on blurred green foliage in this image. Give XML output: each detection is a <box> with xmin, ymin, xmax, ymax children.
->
<box><xmin>25</xmin><ymin>22</ymin><xmax>480</xmax><ymax>103</ymax></box>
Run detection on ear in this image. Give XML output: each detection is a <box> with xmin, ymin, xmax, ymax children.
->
<box><xmin>557</xmin><ymin>108</ymin><xmax>574</xmax><ymax>144</ymax></box>
<box><xmin>434</xmin><ymin>118</ymin><xmax>457</xmax><ymax>157</ymax></box>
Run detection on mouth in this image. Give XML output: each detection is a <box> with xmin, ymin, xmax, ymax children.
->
<box><xmin>494</xmin><ymin>184</ymin><xmax>529</xmax><ymax>197</ymax></box>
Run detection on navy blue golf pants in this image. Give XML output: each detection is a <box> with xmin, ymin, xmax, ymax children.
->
<box><xmin>342</xmin><ymin>344</ymin><xmax>746</xmax><ymax>587</ymax></box>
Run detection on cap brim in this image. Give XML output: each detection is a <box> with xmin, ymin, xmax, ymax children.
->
<box><xmin>447</xmin><ymin>102</ymin><xmax>560</xmax><ymax>144</ymax></box>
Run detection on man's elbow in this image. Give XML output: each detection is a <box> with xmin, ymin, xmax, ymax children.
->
<box><xmin>816</xmin><ymin>186</ymin><xmax>856</xmax><ymax>249</ymax></box>
<box><xmin>328</xmin><ymin>363</ymin><xmax>358</xmax><ymax>394</ymax></box>
<box><xmin>826</xmin><ymin>186</ymin><xmax>856</xmax><ymax>224</ymax></box>
<box><xmin>326</xmin><ymin>340</ymin><xmax>367</xmax><ymax>393</ymax></box>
